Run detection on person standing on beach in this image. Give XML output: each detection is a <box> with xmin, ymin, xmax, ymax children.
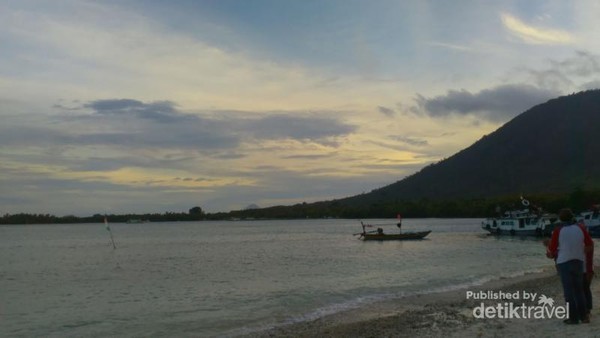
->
<box><xmin>580</xmin><ymin>220</ymin><xmax>594</xmax><ymax>318</ymax></box>
<box><xmin>547</xmin><ymin>208</ymin><xmax>594</xmax><ymax>324</ymax></box>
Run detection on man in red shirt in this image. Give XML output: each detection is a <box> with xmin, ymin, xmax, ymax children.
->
<box><xmin>547</xmin><ymin>208</ymin><xmax>594</xmax><ymax>324</ymax></box>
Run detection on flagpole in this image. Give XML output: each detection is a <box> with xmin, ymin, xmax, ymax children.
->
<box><xmin>104</xmin><ymin>215</ymin><xmax>117</xmax><ymax>249</ymax></box>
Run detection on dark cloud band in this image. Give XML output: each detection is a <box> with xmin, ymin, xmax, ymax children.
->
<box><xmin>415</xmin><ymin>84</ymin><xmax>559</xmax><ymax>121</ymax></box>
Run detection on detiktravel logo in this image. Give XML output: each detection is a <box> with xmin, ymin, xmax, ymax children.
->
<box><xmin>466</xmin><ymin>290</ymin><xmax>568</xmax><ymax>319</ymax></box>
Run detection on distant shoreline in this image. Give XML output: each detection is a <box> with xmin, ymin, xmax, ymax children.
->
<box><xmin>0</xmin><ymin>214</ymin><xmax>482</xmax><ymax>225</ymax></box>
<box><xmin>3</xmin><ymin>188</ymin><xmax>600</xmax><ymax>225</ymax></box>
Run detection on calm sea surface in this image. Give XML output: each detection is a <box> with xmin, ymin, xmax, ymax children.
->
<box><xmin>0</xmin><ymin>219</ymin><xmax>553</xmax><ymax>337</ymax></box>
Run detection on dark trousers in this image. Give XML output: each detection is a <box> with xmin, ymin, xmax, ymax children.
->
<box><xmin>558</xmin><ymin>260</ymin><xmax>587</xmax><ymax>322</ymax></box>
<box><xmin>584</xmin><ymin>273</ymin><xmax>593</xmax><ymax>313</ymax></box>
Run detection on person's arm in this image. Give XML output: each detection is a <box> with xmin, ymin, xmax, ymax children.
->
<box><xmin>579</xmin><ymin>223</ymin><xmax>594</xmax><ymax>273</ymax></box>
<box><xmin>546</xmin><ymin>226</ymin><xmax>561</xmax><ymax>259</ymax></box>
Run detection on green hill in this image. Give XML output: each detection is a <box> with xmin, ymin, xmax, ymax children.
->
<box><xmin>229</xmin><ymin>90</ymin><xmax>600</xmax><ymax>219</ymax></box>
<box><xmin>349</xmin><ymin>89</ymin><xmax>600</xmax><ymax>202</ymax></box>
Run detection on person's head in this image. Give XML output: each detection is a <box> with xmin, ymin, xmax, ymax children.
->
<box><xmin>558</xmin><ymin>208</ymin><xmax>575</xmax><ymax>222</ymax></box>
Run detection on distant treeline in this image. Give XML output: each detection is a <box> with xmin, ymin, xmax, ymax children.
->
<box><xmin>222</xmin><ymin>188</ymin><xmax>600</xmax><ymax>220</ymax></box>
<box><xmin>0</xmin><ymin>207</ymin><xmax>205</xmax><ymax>225</ymax></box>
<box><xmin>2</xmin><ymin>189</ymin><xmax>599</xmax><ymax>224</ymax></box>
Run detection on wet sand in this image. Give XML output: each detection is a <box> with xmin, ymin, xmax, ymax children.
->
<box><xmin>244</xmin><ymin>265</ymin><xmax>600</xmax><ymax>337</ymax></box>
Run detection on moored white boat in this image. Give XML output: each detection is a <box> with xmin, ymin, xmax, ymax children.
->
<box><xmin>577</xmin><ymin>206</ymin><xmax>600</xmax><ymax>237</ymax></box>
<box><xmin>481</xmin><ymin>198</ymin><xmax>553</xmax><ymax>236</ymax></box>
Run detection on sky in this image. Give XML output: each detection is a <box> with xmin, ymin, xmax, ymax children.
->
<box><xmin>2</xmin><ymin>0</ymin><xmax>600</xmax><ymax>216</ymax></box>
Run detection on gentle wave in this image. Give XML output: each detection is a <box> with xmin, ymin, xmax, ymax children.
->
<box><xmin>1</xmin><ymin>219</ymin><xmax>553</xmax><ymax>337</ymax></box>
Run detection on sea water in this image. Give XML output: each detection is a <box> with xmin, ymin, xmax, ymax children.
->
<box><xmin>0</xmin><ymin>219</ymin><xmax>553</xmax><ymax>337</ymax></box>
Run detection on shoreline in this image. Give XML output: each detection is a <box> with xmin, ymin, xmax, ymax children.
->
<box><xmin>242</xmin><ymin>265</ymin><xmax>600</xmax><ymax>337</ymax></box>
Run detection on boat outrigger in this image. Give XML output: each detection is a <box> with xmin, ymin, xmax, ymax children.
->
<box><xmin>356</xmin><ymin>221</ymin><xmax>431</xmax><ymax>241</ymax></box>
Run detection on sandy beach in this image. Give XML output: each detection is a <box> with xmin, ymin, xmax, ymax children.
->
<box><xmin>245</xmin><ymin>264</ymin><xmax>600</xmax><ymax>338</ymax></box>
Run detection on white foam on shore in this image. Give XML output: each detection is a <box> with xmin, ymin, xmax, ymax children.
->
<box><xmin>227</xmin><ymin>267</ymin><xmax>552</xmax><ymax>337</ymax></box>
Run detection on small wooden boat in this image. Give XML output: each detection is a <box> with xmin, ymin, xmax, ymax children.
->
<box><xmin>357</xmin><ymin>221</ymin><xmax>431</xmax><ymax>240</ymax></box>
<box><xmin>361</xmin><ymin>230</ymin><xmax>431</xmax><ymax>241</ymax></box>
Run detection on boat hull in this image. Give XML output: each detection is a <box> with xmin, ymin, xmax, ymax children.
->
<box><xmin>490</xmin><ymin>228</ymin><xmax>540</xmax><ymax>236</ymax></box>
<box><xmin>578</xmin><ymin>210</ymin><xmax>600</xmax><ymax>237</ymax></box>
<box><xmin>362</xmin><ymin>230</ymin><xmax>431</xmax><ymax>241</ymax></box>
<box><xmin>587</xmin><ymin>225</ymin><xmax>600</xmax><ymax>238</ymax></box>
<box><xmin>481</xmin><ymin>215</ymin><xmax>550</xmax><ymax>236</ymax></box>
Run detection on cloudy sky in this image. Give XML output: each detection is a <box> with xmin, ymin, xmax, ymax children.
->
<box><xmin>2</xmin><ymin>0</ymin><xmax>600</xmax><ymax>216</ymax></box>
